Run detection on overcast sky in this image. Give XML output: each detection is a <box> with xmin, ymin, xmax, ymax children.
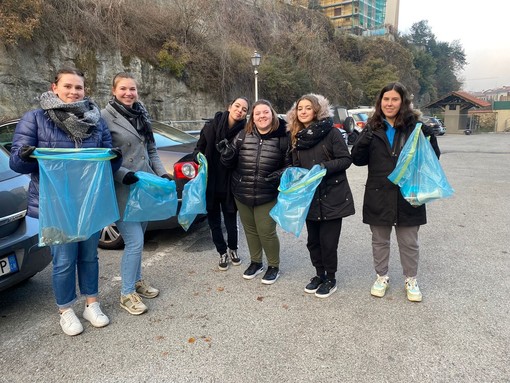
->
<box><xmin>398</xmin><ymin>0</ymin><xmax>509</xmax><ymax>92</ymax></box>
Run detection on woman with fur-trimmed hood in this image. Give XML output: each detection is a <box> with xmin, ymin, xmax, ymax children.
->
<box><xmin>287</xmin><ymin>94</ymin><xmax>355</xmax><ymax>298</ymax></box>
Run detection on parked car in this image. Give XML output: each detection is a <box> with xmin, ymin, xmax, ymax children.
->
<box><xmin>0</xmin><ymin>141</ymin><xmax>52</xmax><ymax>292</ymax></box>
<box><xmin>351</xmin><ymin>112</ymin><xmax>369</xmax><ymax>130</ymax></box>
<box><xmin>331</xmin><ymin>106</ymin><xmax>354</xmax><ymax>145</ymax></box>
<box><xmin>100</xmin><ymin>120</ymin><xmax>202</xmax><ymax>249</ymax></box>
<box><xmin>422</xmin><ymin>116</ymin><xmax>446</xmax><ymax>136</ymax></box>
<box><xmin>0</xmin><ymin>119</ymin><xmax>203</xmax><ymax>250</ymax></box>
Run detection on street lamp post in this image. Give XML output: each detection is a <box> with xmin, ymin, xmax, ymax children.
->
<box><xmin>251</xmin><ymin>50</ymin><xmax>261</xmax><ymax>101</ymax></box>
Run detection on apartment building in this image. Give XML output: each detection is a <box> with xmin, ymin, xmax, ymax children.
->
<box><xmin>315</xmin><ymin>0</ymin><xmax>399</xmax><ymax>35</ymax></box>
<box><xmin>472</xmin><ymin>86</ymin><xmax>510</xmax><ymax>102</ymax></box>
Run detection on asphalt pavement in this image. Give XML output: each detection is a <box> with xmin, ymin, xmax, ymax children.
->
<box><xmin>0</xmin><ymin>133</ymin><xmax>509</xmax><ymax>383</ymax></box>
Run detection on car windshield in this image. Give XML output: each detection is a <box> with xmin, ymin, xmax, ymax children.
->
<box><xmin>352</xmin><ymin>113</ymin><xmax>368</xmax><ymax>122</ymax></box>
<box><xmin>0</xmin><ymin>145</ymin><xmax>18</xmax><ymax>181</ymax></box>
<box><xmin>151</xmin><ymin>121</ymin><xmax>197</xmax><ymax>148</ymax></box>
<box><xmin>0</xmin><ymin>121</ymin><xmax>18</xmax><ymax>147</ymax></box>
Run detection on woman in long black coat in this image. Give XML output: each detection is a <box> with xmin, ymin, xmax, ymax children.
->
<box><xmin>351</xmin><ymin>82</ymin><xmax>440</xmax><ymax>302</ymax></box>
<box><xmin>287</xmin><ymin>94</ymin><xmax>355</xmax><ymax>298</ymax></box>
<box><xmin>194</xmin><ymin>98</ymin><xmax>249</xmax><ymax>271</ymax></box>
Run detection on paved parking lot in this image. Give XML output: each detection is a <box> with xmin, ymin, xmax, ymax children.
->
<box><xmin>1</xmin><ymin>133</ymin><xmax>509</xmax><ymax>383</ymax></box>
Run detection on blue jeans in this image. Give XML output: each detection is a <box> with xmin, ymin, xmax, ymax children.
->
<box><xmin>50</xmin><ymin>231</ymin><xmax>101</xmax><ymax>309</ymax></box>
<box><xmin>116</xmin><ymin>220</ymin><xmax>147</xmax><ymax>296</ymax></box>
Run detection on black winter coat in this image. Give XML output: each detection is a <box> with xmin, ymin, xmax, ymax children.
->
<box><xmin>222</xmin><ymin>118</ymin><xmax>290</xmax><ymax>207</ymax></box>
<box><xmin>292</xmin><ymin>118</ymin><xmax>355</xmax><ymax>221</ymax></box>
<box><xmin>194</xmin><ymin>111</ymin><xmax>245</xmax><ymax>212</ymax></box>
<box><xmin>351</xmin><ymin>122</ymin><xmax>440</xmax><ymax>226</ymax></box>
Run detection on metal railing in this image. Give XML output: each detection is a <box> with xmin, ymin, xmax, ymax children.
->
<box><xmin>161</xmin><ymin>119</ymin><xmax>209</xmax><ymax>133</ymax></box>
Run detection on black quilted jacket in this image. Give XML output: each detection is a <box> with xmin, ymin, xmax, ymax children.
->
<box><xmin>222</xmin><ymin>118</ymin><xmax>290</xmax><ymax>207</ymax></box>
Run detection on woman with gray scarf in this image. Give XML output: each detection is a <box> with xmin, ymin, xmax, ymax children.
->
<box><xmin>10</xmin><ymin>67</ymin><xmax>122</xmax><ymax>336</ymax></box>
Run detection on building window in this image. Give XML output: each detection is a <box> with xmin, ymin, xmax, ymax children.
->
<box><xmin>334</xmin><ymin>7</ymin><xmax>342</xmax><ymax>16</ymax></box>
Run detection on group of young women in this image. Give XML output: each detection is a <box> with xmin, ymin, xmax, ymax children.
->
<box><xmin>9</xmin><ymin>66</ymin><xmax>439</xmax><ymax>336</ymax></box>
<box><xmin>10</xmin><ymin>69</ymin><xmax>166</xmax><ymax>335</ymax></box>
<box><xmin>196</xmin><ymin>82</ymin><xmax>439</xmax><ymax>303</ymax></box>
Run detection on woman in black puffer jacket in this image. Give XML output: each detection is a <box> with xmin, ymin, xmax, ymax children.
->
<box><xmin>220</xmin><ymin>99</ymin><xmax>290</xmax><ymax>284</ymax></box>
<box><xmin>287</xmin><ymin>94</ymin><xmax>355</xmax><ymax>298</ymax></box>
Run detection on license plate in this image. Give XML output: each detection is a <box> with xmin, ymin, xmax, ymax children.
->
<box><xmin>0</xmin><ymin>254</ymin><xmax>19</xmax><ymax>277</ymax></box>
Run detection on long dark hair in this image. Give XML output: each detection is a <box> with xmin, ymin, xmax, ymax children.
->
<box><xmin>245</xmin><ymin>99</ymin><xmax>279</xmax><ymax>135</ymax></box>
<box><xmin>369</xmin><ymin>82</ymin><xmax>419</xmax><ymax>131</ymax></box>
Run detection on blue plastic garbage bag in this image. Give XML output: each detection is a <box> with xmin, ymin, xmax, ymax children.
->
<box><xmin>269</xmin><ymin>165</ymin><xmax>327</xmax><ymax>237</ymax></box>
<box><xmin>123</xmin><ymin>171</ymin><xmax>177</xmax><ymax>222</ymax></box>
<box><xmin>32</xmin><ymin>148</ymin><xmax>119</xmax><ymax>246</ymax></box>
<box><xmin>388</xmin><ymin>123</ymin><xmax>454</xmax><ymax>206</ymax></box>
<box><xmin>178</xmin><ymin>152</ymin><xmax>207</xmax><ymax>231</ymax></box>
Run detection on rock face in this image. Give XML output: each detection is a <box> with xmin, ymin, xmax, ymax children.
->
<box><xmin>0</xmin><ymin>39</ymin><xmax>223</xmax><ymax>129</ymax></box>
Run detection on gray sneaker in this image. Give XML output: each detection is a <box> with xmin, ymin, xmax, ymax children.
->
<box><xmin>135</xmin><ymin>280</ymin><xmax>159</xmax><ymax>299</ymax></box>
<box><xmin>120</xmin><ymin>292</ymin><xmax>148</xmax><ymax>315</ymax></box>
<box><xmin>218</xmin><ymin>253</ymin><xmax>229</xmax><ymax>270</ymax></box>
<box><xmin>228</xmin><ymin>248</ymin><xmax>241</xmax><ymax>266</ymax></box>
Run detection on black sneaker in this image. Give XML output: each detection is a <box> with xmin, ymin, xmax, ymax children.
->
<box><xmin>261</xmin><ymin>266</ymin><xmax>280</xmax><ymax>285</ymax></box>
<box><xmin>304</xmin><ymin>276</ymin><xmax>324</xmax><ymax>294</ymax></box>
<box><xmin>228</xmin><ymin>248</ymin><xmax>241</xmax><ymax>266</ymax></box>
<box><xmin>243</xmin><ymin>262</ymin><xmax>264</xmax><ymax>280</ymax></box>
<box><xmin>315</xmin><ymin>279</ymin><xmax>337</xmax><ymax>298</ymax></box>
<box><xmin>218</xmin><ymin>253</ymin><xmax>229</xmax><ymax>271</ymax></box>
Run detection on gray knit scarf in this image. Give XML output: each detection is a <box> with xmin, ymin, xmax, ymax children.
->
<box><xmin>40</xmin><ymin>91</ymin><xmax>101</xmax><ymax>146</ymax></box>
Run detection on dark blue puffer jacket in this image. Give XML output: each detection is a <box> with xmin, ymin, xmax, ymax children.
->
<box><xmin>9</xmin><ymin>109</ymin><xmax>120</xmax><ymax>218</ymax></box>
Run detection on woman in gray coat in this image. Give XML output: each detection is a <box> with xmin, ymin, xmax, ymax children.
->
<box><xmin>101</xmin><ymin>72</ymin><xmax>171</xmax><ymax>315</ymax></box>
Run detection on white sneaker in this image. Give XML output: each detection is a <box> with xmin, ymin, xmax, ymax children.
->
<box><xmin>405</xmin><ymin>277</ymin><xmax>423</xmax><ymax>302</ymax></box>
<box><xmin>60</xmin><ymin>308</ymin><xmax>84</xmax><ymax>336</ymax></box>
<box><xmin>371</xmin><ymin>274</ymin><xmax>389</xmax><ymax>297</ymax></box>
<box><xmin>83</xmin><ymin>302</ymin><xmax>110</xmax><ymax>328</ymax></box>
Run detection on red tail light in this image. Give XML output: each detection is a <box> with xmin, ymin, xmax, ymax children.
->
<box><xmin>173</xmin><ymin>161</ymin><xmax>198</xmax><ymax>180</ymax></box>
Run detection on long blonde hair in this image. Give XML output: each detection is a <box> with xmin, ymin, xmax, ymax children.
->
<box><xmin>287</xmin><ymin>94</ymin><xmax>322</xmax><ymax>148</ymax></box>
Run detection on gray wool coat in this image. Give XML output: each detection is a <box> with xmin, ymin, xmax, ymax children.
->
<box><xmin>101</xmin><ymin>103</ymin><xmax>166</xmax><ymax>218</ymax></box>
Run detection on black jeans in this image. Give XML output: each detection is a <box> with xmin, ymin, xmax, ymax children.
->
<box><xmin>207</xmin><ymin>195</ymin><xmax>238</xmax><ymax>255</ymax></box>
<box><xmin>305</xmin><ymin>218</ymin><xmax>343</xmax><ymax>277</ymax></box>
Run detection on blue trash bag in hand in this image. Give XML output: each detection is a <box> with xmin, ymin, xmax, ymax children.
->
<box><xmin>178</xmin><ymin>152</ymin><xmax>208</xmax><ymax>231</ymax></box>
<box><xmin>32</xmin><ymin>148</ymin><xmax>119</xmax><ymax>246</ymax></box>
<box><xmin>388</xmin><ymin>124</ymin><xmax>454</xmax><ymax>206</ymax></box>
<box><xmin>123</xmin><ymin>171</ymin><xmax>177</xmax><ymax>222</ymax></box>
<box><xmin>269</xmin><ymin>165</ymin><xmax>327</xmax><ymax>237</ymax></box>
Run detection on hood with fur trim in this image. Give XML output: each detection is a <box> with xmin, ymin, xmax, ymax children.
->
<box><xmin>285</xmin><ymin>93</ymin><xmax>333</xmax><ymax>130</ymax></box>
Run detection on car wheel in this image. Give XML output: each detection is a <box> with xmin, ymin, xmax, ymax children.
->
<box><xmin>98</xmin><ymin>223</ymin><xmax>124</xmax><ymax>250</ymax></box>
<box><xmin>348</xmin><ymin>130</ymin><xmax>359</xmax><ymax>145</ymax></box>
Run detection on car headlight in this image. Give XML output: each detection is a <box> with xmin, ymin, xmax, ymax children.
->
<box><xmin>173</xmin><ymin>161</ymin><xmax>198</xmax><ymax>180</ymax></box>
